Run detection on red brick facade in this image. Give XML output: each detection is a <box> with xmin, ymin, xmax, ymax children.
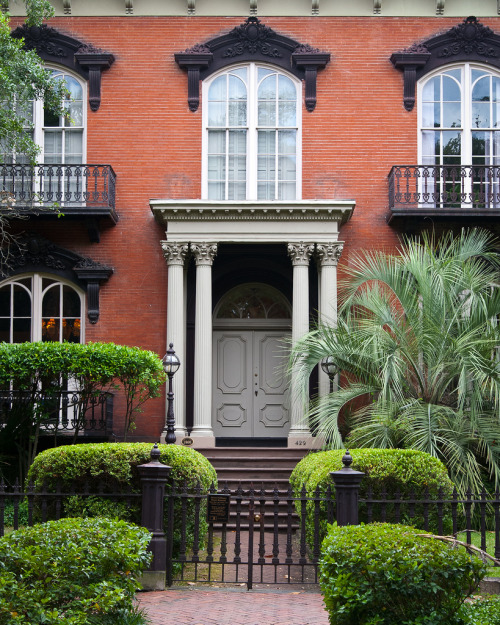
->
<box><xmin>8</xmin><ymin>12</ymin><xmax>500</xmax><ymax>441</ymax></box>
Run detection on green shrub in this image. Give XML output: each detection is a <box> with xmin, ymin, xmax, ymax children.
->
<box><xmin>27</xmin><ymin>443</ymin><xmax>217</xmax><ymax>565</ymax></box>
<box><xmin>290</xmin><ymin>448</ymin><xmax>454</xmax><ymax>547</ymax></box>
<box><xmin>460</xmin><ymin>596</ymin><xmax>500</xmax><ymax>624</ymax></box>
<box><xmin>0</xmin><ymin>516</ymin><xmax>151</xmax><ymax>625</ymax></box>
<box><xmin>320</xmin><ymin>522</ymin><xmax>486</xmax><ymax>625</ymax></box>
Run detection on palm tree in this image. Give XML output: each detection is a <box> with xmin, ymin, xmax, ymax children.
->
<box><xmin>291</xmin><ymin>229</ymin><xmax>500</xmax><ymax>495</ymax></box>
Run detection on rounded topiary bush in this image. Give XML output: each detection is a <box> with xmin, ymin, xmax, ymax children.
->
<box><xmin>320</xmin><ymin>523</ymin><xmax>486</xmax><ymax>625</ymax></box>
<box><xmin>27</xmin><ymin>443</ymin><xmax>218</xmax><ymax>564</ymax></box>
<box><xmin>0</xmin><ymin>516</ymin><xmax>151</xmax><ymax>625</ymax></box>
<box><xmin>290</xmin><ymin>448</ymin><xmax>454</xmax><ymax>545</ymax></box>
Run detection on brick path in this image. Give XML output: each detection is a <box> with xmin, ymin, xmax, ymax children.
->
<box><xmin>137</xmin><ymin>587</ymin><xmax>329</xmax><ymax>625</ymax></box>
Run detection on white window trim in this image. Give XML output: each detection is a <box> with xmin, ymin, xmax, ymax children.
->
<box><xmin>201</xmin><ymin>63</ymin><xmax>302</xmax><ymax>201</ymax></box>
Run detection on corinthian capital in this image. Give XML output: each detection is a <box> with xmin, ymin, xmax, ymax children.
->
<box><xmin>161</xmin><ymin>241</ymin><xmax>189</xmax><ymax>266</ymax></box>
<box><xmin>192</xmin><ymin>242</ymin><xmax>218</xmax><ymax>266</ymax></box>
<box><xmin>287</xmin><ymin>242</ymin><xmax>315</xmax><ymax>266</ymax></box>
<box><xmin>316</xmin><ymin>242</ymin><xmax>344</xmax><ymax>267</ymax></box>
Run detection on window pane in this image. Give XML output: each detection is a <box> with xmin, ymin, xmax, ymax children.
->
<box><xmin>63</xmin><ymin>318</ymin><xmax>80</xmax><ymax>343</ymax></box>
<box><xmin>443</xmin><ymin>102</ymin><xmax>461</xmax><ymax>128</ymax></box>
<box><xmin>422</xmin><ymin>102</ymin><xmax>435</xmax><ymax>128</ymax></box>
<box><xmin>472</xmin><ymin>102</ymin><xmax>490</xmax><ymax>128</ymax></box>
<box><xmin>208</xmin><ymin>102</ymin><xmax>226</xmax><ymax>127</ymax></box>
<box><xmin>258</xmin><ymin>130</ymin><xmax>276</xmax><ymax>153</ymax></box>
<box><xmin>228</xmin><ymin>156</ymin><xmax>246</xmax><ymax>181</ymax></box>
<box><xmin>44</xmin><ymin>108</ymin><xmax>61</xmax><ymax>127</ymax></box>
<box><xmin>0</xmin><ymin>318</ymin><xmax>9</xmax><ymax>342</ymax></box>
<box><xmin>44</xmin><ymin>132</ymin><xmax>62</xmax><ymax>158</ymax></box>
<box><xmin>65</xmin><ymin>131</ymin><xmax>83</xmax><ymax>160</ymax></box>
<box><xmin>13</xmin><ymin>318</ymin><xmax>30</xmax><ymax>343</ymax></box>
<box><xmin>208</xmin><ymin>130</ymin><xmax>226</xmax><ymax>153</ymax></box>
<box><xmin>258</xmin><ymin>101</ymin><xmax>276</xmax><ymax>126</ymax></box>
<box><xmin>228</xmin><ymin>182</ymin><xmax>246</xmax><ymax>200</ymax></box>
<box><xmin>278</xmin><ymin>182</ymin><xmax>296</xmax><ymax>200</ymax></box>
<box><xmin>259</xmin><ymin>75</ymin><xmax>276</xmax><ymax>100</ymax></box>
<box><xmin>228</xmin><ymin>130</ymin><xmax>246</xmax><ymax>153</ymax></box>
<box><xmin>443</xmin><ymin>131</ymin><xmax>461</xmax><ymax>158</ymax></box>
<box><xmin>442</xmin><ymin>75</ymin><xmax>461</xmax><ymax>102</ymax></box>
<box><xmin>66</xmin><ymin>101</ymin><xmax>83</xmax><ymax>128</ymax></box>
<box><xmin>278</xmin><ymin>101</ymin><xmax>296</xmax><ymax>127</ymax></box>
<box><xmin>228</xmin><ymin>75</ymin><xmax>246</xmax><ymax>101</ymax></box>
<box><xmin>278</xmin><ymin>75</ymin><xmax>296</xmax><ymax>100</ymax></box>
<box><xmin>208</xmin><ymin>155</ymin><xmax>225</xmax><ymax>179</ymax></box>
<box><xmin>258</xmin><ymin>68</ymin><xmax>274</xmax><ymax>82</ymax></box>
<box><xmin>208</xmin><ymin>76</ymin><xmax>227</xmax><ymax>101</ymax></box>
<box><xmin>208</xmin><ymin>181</ymin><xmax>225</xmax><ymax>200</ymax></box>
<box><xmin>258</xmin><ymin>156</ymin><xmax>276</xmax><ymax>180</ymax></box>
<box><xmin>0</xmin><ymin>286</ymin><xmax>10</xmax><ymax>317</ymax></box>
<box><xmin>42</xmin><ymin>286</ymin><xmax>60</xmax><ymax>317</ymax></box>
<box><xmin>13</xmin><ymin>285</ymin><xmax>31</xmax><ymax>317</ymax></box>
<box><xmin>421</xmin><ymin>131</ymin><xmax>438</xmax><ymax>163</ymax></box>
<box><xmin>423</xmin><ymin>77</ymin><xmax>440</xmax><ymax>102</ymax></box>
<box><xmin>473</xmin><ymin>76</ymin><xmax>491</xmax><ymax>103</ymax></box>
<box><xmin>228</xmin><ymin>101</ymin><xmax>247</xmax><ymax>126</ymax></box>
<box><xmin>278</xmin><ymin>130</ymin><xmax>296</xmax><ymax>154</ymax></box>
<box><xmin>257</xmin><ymin>181</ymin><xmax>273</xmax><ymax>200</ymax></box>
<box><xmin>65</xmin><ymin>76</ymin><xmax>83</xmax><ymax>100</ymax></box>
<box><xmin>279</xmin><ymin>155</ymin><xmax>296</xmax><ymax>181</ymax></box>
<box><xmin>42</xmin><ymin>318</ymin><xmax>60</xmax><ymax>342</ymax></box>
<box><xmin>63</xmin><ymin>286</ymin><xmax>81</xmax><ymax>317</ymax></box>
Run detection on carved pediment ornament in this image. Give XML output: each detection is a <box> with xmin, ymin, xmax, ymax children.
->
<box><xmin>3</xmin><ymin>235</ymin><xmax>112</xmax><ymax>324</ymax></box>
<box><xmin>11</xmin><ymin>25</ymin><xmax>114</xmax><ymax>112</ymax></box>
<box><xmin>175</xmin><ymin>17</ymin><xmax>330</xmax><ymax>113</ymax></box>
<box><xmin>391</xmin><ymin>16</ymin><xmax>500</xmax><ymax>112</ymax></box>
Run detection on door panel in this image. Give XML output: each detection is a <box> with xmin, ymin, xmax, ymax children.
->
<box><xmin>213</xmin><ymin>330</ymin><xmax>290</xmax><ymax>438</ymax></box>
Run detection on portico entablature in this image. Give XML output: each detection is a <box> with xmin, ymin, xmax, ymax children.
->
<box><xmin>150</xmin><ymin>199</ymin><xmax>355</xmax><ymax>244</ymax></box>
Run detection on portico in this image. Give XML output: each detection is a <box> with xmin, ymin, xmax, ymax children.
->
<box><xmin>151</xmin><ymin>200</ymin><xmax>354</xmax><ymax>447</ymax></box>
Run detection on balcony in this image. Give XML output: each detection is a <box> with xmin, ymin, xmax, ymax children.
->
<box><xmin>0</xmin><ymin>164</ymin><xmax>117</xmax><ymax>241</ymax></box>
<box><xmin>388</xmin><ymin>165</ymin><xmax>500</xmax><ymax>223</ymax></box>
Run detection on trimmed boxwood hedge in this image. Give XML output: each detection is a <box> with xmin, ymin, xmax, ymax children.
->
<box><xmin>320</xmin><ymin>522</ymin><xmax>486</xmax><ymax>625</ymax></box>
<box><xmin>27</xmin><ymin>443</ymin><xmax>217</xmax><ymax>565</ymax></box>
<box><xmin>290</xmin><ymin>448</ymin><xmax>454</xmax><ymax>546</ymax></box>
<box><xmin>0</xmin><ymin>516</ymin><xmax>152</xmax><ymax>625</ymax></box>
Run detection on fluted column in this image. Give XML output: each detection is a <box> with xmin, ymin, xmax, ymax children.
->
<box><xmin>316</xmin><ymin>242</ymin><xmax>344</xmax><ymax>398</ymax></box>
<box><xmin>191</xmin><ymin>242</ymin><xmax>218</xmax><ymax>440</ymax></box>
<box><xmin>162</xmin><ymin>242</ymin><xmax>189</xmax><ymax>440</ymax></box>
<box><xmin>287</xmin><ymin>242</ymin><xmax>315</xmax><ymax>439</ymax></box>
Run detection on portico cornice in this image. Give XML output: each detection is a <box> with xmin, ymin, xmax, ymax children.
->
<box><xmin>151</xmin><ymin>199</ymin><xmax>354</xmax><ymax>224</ymax></box>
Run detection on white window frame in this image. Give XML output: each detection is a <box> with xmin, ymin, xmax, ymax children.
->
<box><xmin>201</xmin><ymin>63</ymin><xmax>302</xmax><ymax>201</ymax></box>
<box><xmin>0</xmin><ymin>273</ymin><xmax>85</xmax><ymax>343</ymax></box>
<box><xmin>31</xmin><ymin>66</ymin><xmax>87</xmax><ymax>165</ymax></box>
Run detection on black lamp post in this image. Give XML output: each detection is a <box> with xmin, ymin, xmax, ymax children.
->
<box><xmin>321</xmin><ymin>355</ymin><xmax>338</xmax><ymax>391</ymax></box>
<box><xmin>162</xmin><ymin>343</ymin><xmax>181</xmax><ymax>444</ymax></box>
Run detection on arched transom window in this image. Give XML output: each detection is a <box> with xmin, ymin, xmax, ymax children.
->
<box><xmin>203</xmin><ymin>64</ymin><xmax>301</xmax><ymax>201</ymax></box>
<box><xmin>0</xmin><ymin>274</ymin><xmax>84</xmax><ymax>343</ymax></box>
<box><xmin>215</xmin><ymin>283</ymin><xmax>291</xmax><ymax>320</ymax></box>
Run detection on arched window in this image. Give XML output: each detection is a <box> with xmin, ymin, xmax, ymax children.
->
<box><xmin>0</xmin><ymin>274</ymin><xmax>84</xmax><ymax>343</ymax></box>
<box><xmin>215</xmin><ymin>283</ymin><xmax>292</xmax><ymax>320</ymax></box>
<box><xmin>203</xmin><ymin>64</ymin><xmax>301</xmax><ymax>201</ymax></box>
<box><xmin>420</xmin><ymin>64</ymin><xmax>500</xmax><ymax>168</ymax></box>
<box><xmin>419</xmin><ymin>64</ymin><xmax>500</xmax><ymax>203</ymax></box>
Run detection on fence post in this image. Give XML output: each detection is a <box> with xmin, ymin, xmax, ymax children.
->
<box><xmin>137</xmin><ymin>443</ymin><xmax>171</xmax><ymax>591</ymax></box>
<box><xmin>331</xmin><ymin>450</ymin><xmax>364</xmax><ymax>526</ymax></box>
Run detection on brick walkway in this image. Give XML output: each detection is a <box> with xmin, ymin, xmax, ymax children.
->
<box><xmin>137</xmin><ymin>587</ymin><xmax>329</xmax><ymax>625</ymax></box>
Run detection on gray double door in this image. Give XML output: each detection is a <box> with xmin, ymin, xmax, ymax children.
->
<box><xmin>213</xmin><ymin>329</ymin><xmax>290</xmax><ymax>439</ymax></box>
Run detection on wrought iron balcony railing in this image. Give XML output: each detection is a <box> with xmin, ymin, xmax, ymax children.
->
<box><xmin>0</xmin><ymin>164</ymin><xmax>117</xmax><ymax>221</ymax></box>
<box><xmin>0</xmin><ymin>389</ymin><xmax>113</xmax><ymax>435</ymax></box>
<box><xmin>389</xmin><ymin>165</ymin><xmax>500</xmax><ymax>217</ymax></box>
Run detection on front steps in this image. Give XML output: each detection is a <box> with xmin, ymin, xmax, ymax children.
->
<box><xmin>196</xmin><ymin>447</ymin><xmax>310</xmax><ymax>529</ymax></box>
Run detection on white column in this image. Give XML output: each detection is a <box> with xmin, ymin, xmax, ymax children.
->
<box><xmin>162</xmin><ymin>241</ymin><xmax>189</xmax><ymax>440</ymax></box>
<box><xmin>287</xmin><ymin>242</ymin><xmax>315</xmax><ymax>442</ymax></box>
<box><xmin>316</xmin><ymin>242</ymin><xmax>344</xmax><ymax>398</ymax></box>
<box><xmin>191</xmin><ymin>242</ymin><xmax>217</xmax><ymax>443</ymax></box>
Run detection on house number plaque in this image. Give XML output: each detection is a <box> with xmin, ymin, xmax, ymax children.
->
<box><xmin>207</xmin><ymin>494</ymin><xmax>230</xmax><ymax>523</ymax></box>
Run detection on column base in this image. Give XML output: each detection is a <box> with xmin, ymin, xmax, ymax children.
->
<box><xmin>288</xmin><ymin>434</ymin><xmax>325</xmax><ymax>450</ymax></box>
<box><xmin>161</xmin><ymin>427</ymin><xmax>188</xmax><ymax>445</ymax></box>
<box><xmin>189</xmin><ymin>435</ymin><xmax>216</xmax><ymax>448</ymax></box>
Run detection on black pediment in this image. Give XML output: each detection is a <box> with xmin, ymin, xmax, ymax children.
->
<box><xmin>391</xmin><ymin>16</ymin><xmax>500</xmax><ymax>111</ymax></box>
<box><xmin>175</xmin><ymin>18</ymin><xmax>330</xmax><ymax>112</ymax></box>
<box><xmin>11</xmin><ymin>25</ymin><xmax>114</xmax><ymax>112</ymax></box>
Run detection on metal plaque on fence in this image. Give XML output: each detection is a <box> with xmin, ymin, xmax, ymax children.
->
<box><xmin>207</xmin><ymin>494</ymin><xmax>230</xmax><ymax>523</ymax></box>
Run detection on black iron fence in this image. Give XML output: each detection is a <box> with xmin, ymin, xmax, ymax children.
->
<box><xmin>0</xmin><ymin>446</ymin><xmax>499</xmax><ymax>591</ymax></box>
<box><xmin>0</xmin><ymin>164</ymin><xmax>116</xmax><ymax>210</ymax></box>
<box><xmin>389</xmin><ymin>165</ymin><xmax>500</xmax><ymax>212</ymax></box>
